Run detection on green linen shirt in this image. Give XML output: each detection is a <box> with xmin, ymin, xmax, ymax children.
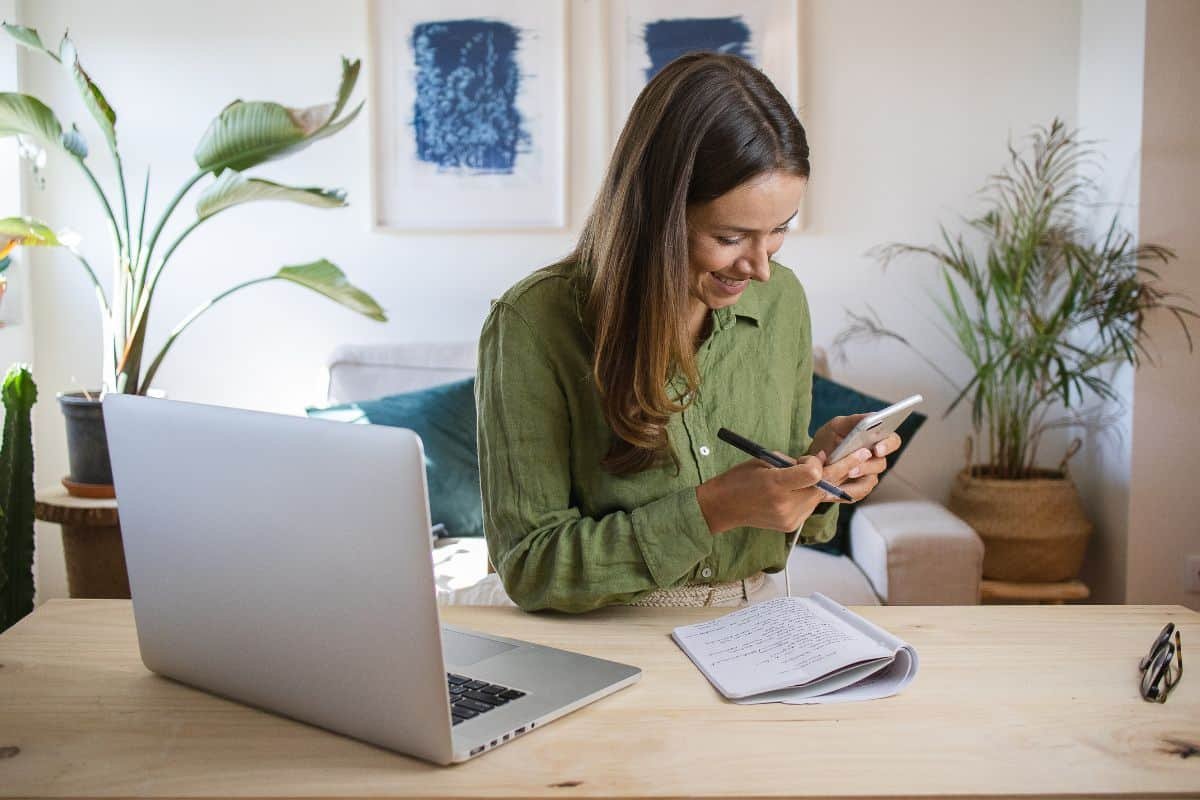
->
<box><xmin>476</xmin><ymin>260</ymin><xmax>838</xmax><ymax>613</ymax></box>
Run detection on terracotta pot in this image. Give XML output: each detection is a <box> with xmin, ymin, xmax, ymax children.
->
<box><xmin>947</xmin><ymin>466</ymin><xmax>1092</xmax><ymax>582</ymax></box>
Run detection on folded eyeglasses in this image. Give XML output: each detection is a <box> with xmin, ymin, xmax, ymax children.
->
<box><xmin>1139</xmin><ymin>622</ymin><xmax>1183</xmax><ymax>703</ymax></box>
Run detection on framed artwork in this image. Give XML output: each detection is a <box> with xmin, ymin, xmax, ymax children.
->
<box><xmin>608</xmin><ymin>0</ymin><xmax>801</xmax><ymax>146</ymax></box>
<box><xmin>369</xmin><ymin>0</ymin><xmax>567</xmax><ymax>231</ymax></box>
<box><xmin>608</xmin><ymin>0</ymin><xmax>803</xmax><ymax>230</ymax></box>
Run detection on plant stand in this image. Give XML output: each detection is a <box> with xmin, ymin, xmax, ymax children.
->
<box><xmin>34</xmin><ymin>488</ymin><xmax>128</xmax><ymax>599</ymax></box>
<box><xmin>980</xmin><ymin>578</ymin><xmax>1089</xmax><ymax>605</ymax></box>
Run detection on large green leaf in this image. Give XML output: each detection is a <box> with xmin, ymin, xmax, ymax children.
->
<box><xmin>193</xmin><ymin>57</ymin><xmax>362</xmax><ymax>175</ymax></box>
<box><xmin>59</xmin><ymin>36</ymin><xmax>117</xmax><ymax>153</ymax></box>
<box><xmin>195</xmin><ymin>170</ymin><xmax>346</xmax><ymax>219</ymax></box>
<box><xmin>275</xmin><ymin>259</ymin><xmax>386</xmax><ymax>321</ymax></box>
<box><xmin>0</xmin><ymin>217</ymin><xmax>62</xmax><ymax>249</ymax></box>
<box><xmin>0</xmin><ymin>93</ymin><xmax>87</xmax><ymax>158</ymax></box>
<box><xmin>0</xmin><ymin>93</ymin><xmax>62</xmax><ymax>145</ymax></box>
<box><xmin>329</xmin><ymin>56</ymin><xmax>361</xmax><ymax>121</ymax></box>
<box><xmin>2</xmin><ymin>22</ymin><xmax>55</xmax><ymax>57</ymax></box>
<box><xmin>4</xmin><ymin>25</ymin><xmax>116</xmax><ymax>152</ymax></box>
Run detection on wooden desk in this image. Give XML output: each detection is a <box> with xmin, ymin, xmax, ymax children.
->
<box><xmin>1</xmin><ymin>601</ymin><xmax>1198</xmax><ymax>798</ymax></box>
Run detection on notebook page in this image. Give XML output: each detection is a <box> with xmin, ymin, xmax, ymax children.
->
<box><xmin>734</xmin><ymin>643</ymin><xmax>919</xmax><ymax>704</ymax></box>
<box><xmin>733</xmin><ymin>594</ymin><xmax>920</xmax><ymax>704</ymax></box>
<box><xmin>671</xmin><ymin>596</ymin><xmax>891</xmax><ymax>699</ymax></box>
<box><xmin>732</xmin><ymin>655</ymin><xmax>894</xmax><ymax>704</ymax></box>
<box><xmin>810</xmin><ymin>593</ymin><xmax>907</xmax><ymax>651</ymax></box>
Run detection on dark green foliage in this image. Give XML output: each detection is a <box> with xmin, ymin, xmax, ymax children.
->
<box><xmin>0</xmin><ymin>364</ymin><xmax>37</xmax><ymax>633</ymax></box>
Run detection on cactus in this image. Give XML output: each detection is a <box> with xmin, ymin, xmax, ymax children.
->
<box><xmin>0</xmin><ymin>364</ymin><xmax>37</xmax><ymax>633</ymax></box>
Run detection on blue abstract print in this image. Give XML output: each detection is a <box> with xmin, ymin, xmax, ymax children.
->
<box><xmin>642</xmin><ymin>17</ymin><xmax>753</xmax><ymax>81</ymax></box>
<box><xmin>411</xmin><ymin>19</ymin><xmax>529</xmax><ymax>174</ymax></box>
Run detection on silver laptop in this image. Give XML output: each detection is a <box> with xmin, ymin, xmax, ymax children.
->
<box><xmin>103</xmin><ymin>394</ymin><xmax>640</xmax><ymax>765</ymax></box>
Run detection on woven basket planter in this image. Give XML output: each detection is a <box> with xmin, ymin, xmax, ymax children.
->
<box><xmin>948</xmin><ymin>466</ymin><xmax>1092</xmax><ymax>582</ymax></box>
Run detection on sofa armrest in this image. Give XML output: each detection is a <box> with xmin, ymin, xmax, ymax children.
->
<box><xmin>849</xmin><ymin>497</ymin><xmax>983</xmax><ymax>605</ymax></box>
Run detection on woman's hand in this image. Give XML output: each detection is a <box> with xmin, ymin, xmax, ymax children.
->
<box><xmin>696</xmin><ymin>448</ymin><xmax>873</xmax><ymax>535</ymax></box>
<box><xmin>808</xmin><ymin>415</ymin><xmax>902</xmax><ymax>481</ymax></box>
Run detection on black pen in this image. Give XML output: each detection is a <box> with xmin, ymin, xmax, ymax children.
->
<box><xmin>716</xmin><ymin>427</ymin><xmax>854</xmax><ymax>502</ymax></box>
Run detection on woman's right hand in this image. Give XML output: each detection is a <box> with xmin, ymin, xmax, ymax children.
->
<box><xmin>695</xmin><ymin>449</ymin><xmax>871</xmax><ymax>534</ymax></box>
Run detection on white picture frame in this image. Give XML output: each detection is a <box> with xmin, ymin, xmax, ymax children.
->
<box><xmin>608</xmin><ymin>0</ymin><xmax>801</xmax><ymax>147</ymax></box>
<box><xmin>608</xmin><ymin>0</ymin><xmax>804</xmax><ymax>230</ymax></box>
<box><xmin>369</xmin><ymin>0</ymin><xmax>568</xmax><ymax>231</ymax></box>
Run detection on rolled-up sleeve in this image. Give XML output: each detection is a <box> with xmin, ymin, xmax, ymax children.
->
<box><xmin>477</xmin><ymin>302</ymin><xmax>713</xmax><ymax>613</ymax></box>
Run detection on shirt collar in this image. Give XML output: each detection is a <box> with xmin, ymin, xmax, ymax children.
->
<box><xmin>719</xmin><ymin>269</ymin><xmax>768</xmax><ymax>329</ymax></box>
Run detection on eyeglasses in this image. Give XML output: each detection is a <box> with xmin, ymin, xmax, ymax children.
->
<box><xmin>1139</xmin><ymin>623</ymin><xmax>1183</xmax><ymax>703</ymax></box>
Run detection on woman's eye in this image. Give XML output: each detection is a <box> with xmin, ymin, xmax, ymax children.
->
<box><xmin>717</xmin><ymin>228</ymin><xmax>788</xmax><ymax>246</ymax></box>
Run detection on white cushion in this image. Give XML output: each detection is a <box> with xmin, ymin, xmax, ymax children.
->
<box><xmin>438</xmin><ymin>573</ymin><xmax>517</xmax><ymax>606</ymax></box>
<box><xmin>326</xmin><ymin>342</ymin><xmax>476</xmax><ymax>404</ymax></box>
<box><xmin>851</xmin><ymin>498</ymin><xmax>983</xmax><ymax>605</ymax></box>
<box><xmin>432</xmin><ymin>537</ymin><xmax>493</xmax><ymax>598</ymax></box>
<box><xmin>785</xmin><ymin>546</ymin><xmax>882</xmax><ymax>605</ymax></box>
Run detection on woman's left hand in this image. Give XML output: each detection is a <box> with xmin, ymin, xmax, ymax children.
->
<box><xmin>807</xmin><ymin>415</ymin><xmax>902</xmax><ymax>500</ymax></box>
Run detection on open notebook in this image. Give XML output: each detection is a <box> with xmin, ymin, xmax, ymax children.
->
<box><xmin>671</xmin><ymin>593</ymin><xmax>919</xmax><ymax>704</ymax></box>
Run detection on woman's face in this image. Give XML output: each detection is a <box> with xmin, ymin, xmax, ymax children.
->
<box><xmin>685</xmin><ymin>170</ymin><xmax>806</xmax><ymax>316</ymax></box>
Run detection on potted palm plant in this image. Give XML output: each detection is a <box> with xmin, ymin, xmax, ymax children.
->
<box><xmin>0</xmin><ymin>23</ymin><xmax>385</xmax><ymax>494</ymax></box>
<box><xmin>837</xmin><ymin>119</ymin><xmax>1196</xmax><ymax>583</ymax></box>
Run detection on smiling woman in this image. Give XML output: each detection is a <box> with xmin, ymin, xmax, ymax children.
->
<box><xmin>685</xmin><ymin>172</ymin><xmax>804</xmax><ymax>340</ymax></box>
<box><xmin>469</xmin><ymin>53</ymin><xmax>901</xmax><ymax>613</ymax></box>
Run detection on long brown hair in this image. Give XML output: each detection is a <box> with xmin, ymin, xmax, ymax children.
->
<box><xmin>570</xmin><ymin>53</ymin><xmax>811</xmax><ymax>475</ymax></box>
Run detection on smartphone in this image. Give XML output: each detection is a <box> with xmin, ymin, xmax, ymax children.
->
<box><xmin>826</xmin><ymin>394</ymin><xmax>923</xmax><ymax>464</ymax></box>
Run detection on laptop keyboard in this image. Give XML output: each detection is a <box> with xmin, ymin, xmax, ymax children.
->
<box><xmin>447</xmin><ymin>673</ymin><xmax>526</xmax><ymax>725</ymax></box>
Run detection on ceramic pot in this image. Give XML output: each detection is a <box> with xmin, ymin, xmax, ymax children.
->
<box><xmin>57</xmin><ymin>392</ymin><xmax>112</xmax><ymax>488</ymax></box>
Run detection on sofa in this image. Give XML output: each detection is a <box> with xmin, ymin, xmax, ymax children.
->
<box><xmin>325</xmin><ymin>342</ymin><xmax>984</xmax><ymax>606</ymax></box>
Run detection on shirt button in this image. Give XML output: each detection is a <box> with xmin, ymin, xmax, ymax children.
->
<box><xmin>701</xmin><ymin>567</ymin><xmax>714</xmax><ymax>579</ymax></box>
<box><xmin>699</xmin><ymin>445</ymin><xmax>711</xmax><ymax>456</ymax></box>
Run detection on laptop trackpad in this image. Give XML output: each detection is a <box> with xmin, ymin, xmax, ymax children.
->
<box><xmin>442</xmin><ymin>628</ymin><xmax>518</xmax><ymax>666</ymax></box>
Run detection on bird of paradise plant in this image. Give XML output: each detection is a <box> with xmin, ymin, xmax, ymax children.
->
<box><xmin>0</xmin><ymin>23</ymin><xmax>386</xmax><ymax>395</ymax></box>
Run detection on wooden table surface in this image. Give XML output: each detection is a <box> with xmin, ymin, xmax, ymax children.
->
<box><xmin>2</xmin><ymin>600</ymin><xmax>1198</xmax><ymax>799</ymax></box>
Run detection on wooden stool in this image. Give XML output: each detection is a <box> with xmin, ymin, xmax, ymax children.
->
<box><xmin>34</xmin><ymin>488</ymin><xmax>128</xmax><ymax>599</ymax></box>
<box><xmin>980</xmin><ymin>578</ymin><xmax>1089</xmax><ymax>604</ymax></box>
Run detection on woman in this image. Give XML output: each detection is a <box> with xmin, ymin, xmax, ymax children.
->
<box><xmin>473</xmin><ymin>53</ymin><xmax>899</xmax><ymax>613</ymax></box>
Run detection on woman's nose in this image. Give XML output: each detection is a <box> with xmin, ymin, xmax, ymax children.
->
<box><xmin>739</xmin><ymin>244</ymin><xmax>772</xmax><ymax>281</ymax></box>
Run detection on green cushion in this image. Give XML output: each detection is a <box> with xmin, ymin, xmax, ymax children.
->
<box><xmin>307</xmin><ymin>378</ymin><xmax>483</xmax><ymax>537</ymax></box>
<box><xmin>807</xmin><ymin>375</ymin><xmax>926</xmax><ymax>557</ymax></box>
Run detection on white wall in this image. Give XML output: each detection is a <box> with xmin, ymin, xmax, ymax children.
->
<box><xmin>0</xmin><ymin>0</ymin><xmax>33</xmax><ymax>363</ymax></box>
<box><xmin>1073</xmin><ymin>0</ymin><xmax>1146</xmax><ymax>604</ymax></box>
<box><xmin>1127</xmin><ymin>0</ymin><xmax>1200</xmax><ymax>611</ymax></box>
<box><xmin>12</xmin><ymin>0</ymin><xmax>1086</xmax><ymax>601</ymax></box>
<box><xmin>799</xmin><ymin>0</ymin><xmax>1081</xmax><ymax>493</ymax></box>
